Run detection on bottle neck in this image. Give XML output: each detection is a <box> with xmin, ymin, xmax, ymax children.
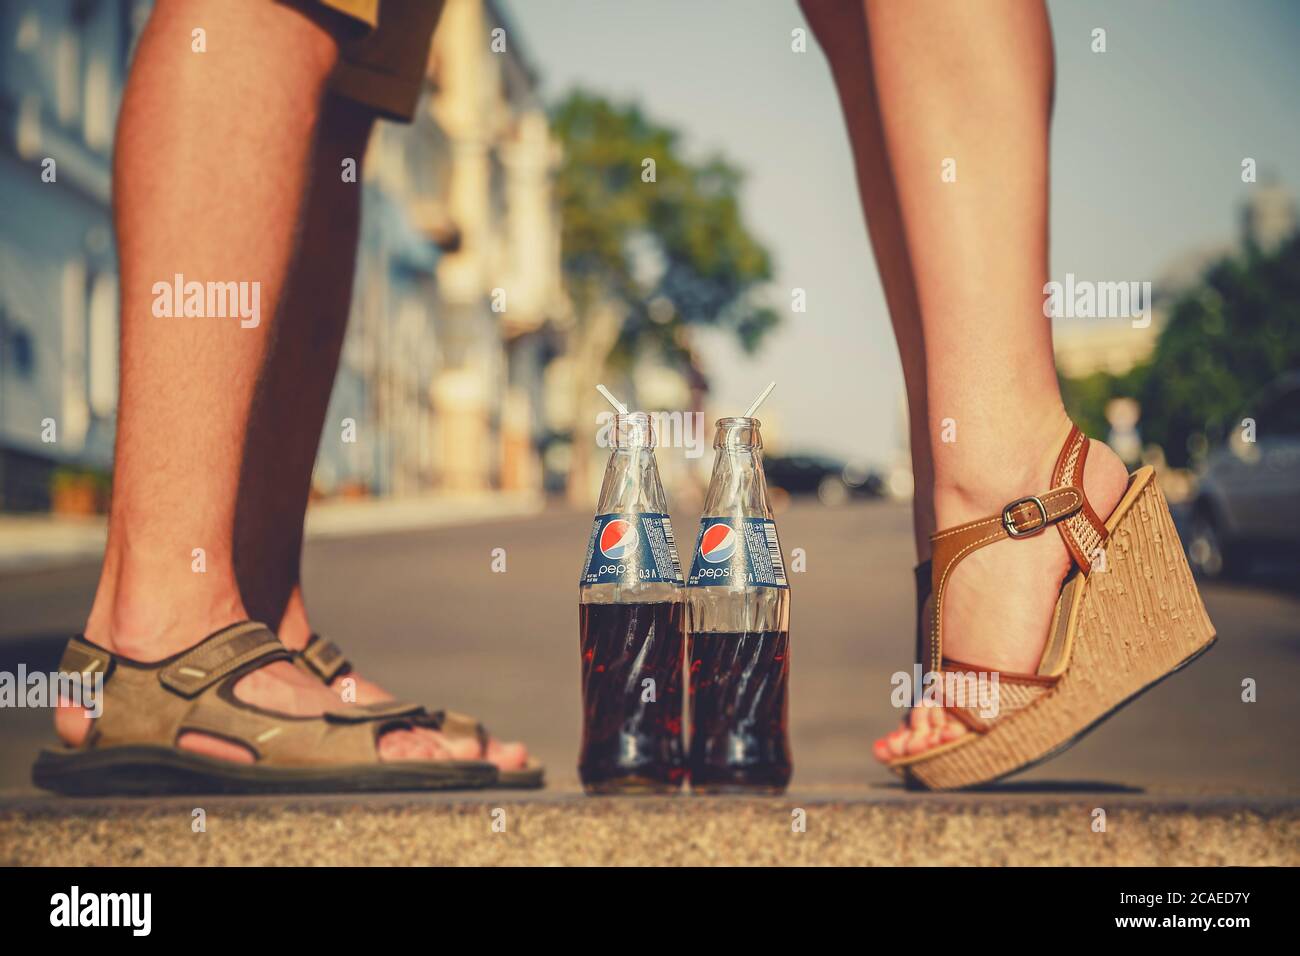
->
<box><xmin>703</xmin><ymin>447</ymin><xmax>771</xmax><ymax>518</ymax></box>
<box><xmin>611</xmin><ymin>412</ymin><xmax>655</xmax><ymax>450</ymax></box>
<box><xmin>597</xmin><ymin>445</ymin><xmax>669</xmax><ymax>514</ymax></box>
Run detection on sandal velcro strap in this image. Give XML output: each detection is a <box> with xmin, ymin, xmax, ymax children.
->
<box><xmin>160</xmin><ymin>622</ymin><xmax>288</xmax><ymax>698</ymax></box>
<box><xmin>424</xmin><ymin>709</ymin><xmax>490</xmax><ymax>756</ymax></box>
<box><xmin>324</xmin><ymin>700</ymin><xmax>426</xmax><ymax>723</ymax></box>
<box><xmin>299</xmin><ymin>635</ymin><xmax>351</xmax><ymax>683</ymax></box>
<box><xmin>59</xmin><ymin>637</ymin><xmax>115</xmax><ymax>682</ymax></box>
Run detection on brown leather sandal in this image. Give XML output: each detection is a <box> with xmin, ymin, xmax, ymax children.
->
<box><xmin>889</xmin><ymin>423</ymin><xmax>1217</xmax><ymax>790</ymax></box>
<box><xmin>32</xmin><ymin>622</ymin><xmax>499</xmax><ymax>795</ymax></box>
<box><xmin>294</xmin><ymin>634</ymin><xmax>545</xmax><ymax>789</ymax></box>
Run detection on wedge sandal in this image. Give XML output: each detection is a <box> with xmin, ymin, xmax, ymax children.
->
<box><xmin>32</xmin><ymin>622</ymin><xmax>499</xmax><ymax>795</ymax></box>
<box><xmin>889</xmin><ymin>423</ymin><xmax>1217</xmax><ymax>790</ymax></box>
<box><xmin>294</xmin><ymin>634</ymin><xmax>545</xmax><ymax>789</ymax></box>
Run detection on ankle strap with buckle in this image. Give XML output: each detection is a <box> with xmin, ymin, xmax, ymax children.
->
<box><xmin>924</xmin><ymin>423</ymin><xmax>1110</xmax><ymax>675</ymax></box>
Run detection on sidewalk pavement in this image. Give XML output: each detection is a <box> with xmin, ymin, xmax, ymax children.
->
<box><xmin>2</xmin><ymin>789</ymin><xmax>1295</xmax><ymax>866</ymax></box>
<box><xmin>0</xmin><ymin>492</ymin><xmax>544</xmax><ymax>575</ymax></box>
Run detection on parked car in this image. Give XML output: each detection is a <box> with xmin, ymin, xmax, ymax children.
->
<box><xmin>1186</xmin><ymin>373</ymin><xmax>1300</xmax><ymax>578</ymax></box>
<box><xmin>763</xmin><ymin>454</ymin><xmax>884</xmax><ymax>505</ymax></box>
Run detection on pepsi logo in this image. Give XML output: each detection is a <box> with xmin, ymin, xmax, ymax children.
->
<box><xmin>599</xmin><ymin>519</ymin><xmax>639</xmax><ymax>560</ymax></box>
<box><xmin>698</xmin><ymin>523</ymin><xmax>738</xmax><ymax>563</ymax></box>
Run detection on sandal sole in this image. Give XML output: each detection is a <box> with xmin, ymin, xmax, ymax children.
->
<box><xmin>32</xmin><ymin>745</ymin><xmax>498</xmax><ymax>796</ymax></box>
<box><xmin>493</xmin><ymin>761</ymin><xmax>546</xmax><ymax>789</ymax></box>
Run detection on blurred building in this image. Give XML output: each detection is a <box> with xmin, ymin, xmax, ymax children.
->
<box><xmin>0</xmin><ymin>0</ymin><xmax>142</xmax><ymax>510</ymax></box>
<box><xmin>0</xmin><ymin>0</ymin><xmax>568</xmax><ymax>510</ymax></box>
<box><xmin>419</xmin><ymin>0</ymin><xmax>568</xmax><ymax>496</ymax></box>
<box><xmin>1241</xmin><ymin>177</ymin><xmax>1297</xmax><ymax>255</ymax></box>
<box><xmin>1053</xmin><ymin>185</ymin><xmax>1297</xmax><ymax>381</ymax></box>
<box><xmin>1053</xmin><ymin>318</ymin><xmax>1162</xmax><ymax>379</ymax></box>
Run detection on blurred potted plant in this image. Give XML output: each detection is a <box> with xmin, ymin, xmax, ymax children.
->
<box><xmin>50</xmin><ymin>467</ymin><xmax>110</xmax><ymax>516</ymax></box>
<box><xmin>338</xmin><ymin>480</ymin><xmax>371</xmax><ymax>500</ymax></box>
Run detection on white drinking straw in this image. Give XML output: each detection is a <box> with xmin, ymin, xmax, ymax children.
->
<box><xmin>596</xmin><ymin>384</ymin><xmax>628</xmax><ymax>415</ymax></box>
<box><xmin>744</xmin><ymin>381</ymin><xmax>776</xmax><ymax>419</ymax></box>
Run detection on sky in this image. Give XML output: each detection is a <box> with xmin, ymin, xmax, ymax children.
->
<box><xmin>500</xmin><ymin>0</ymin><xmax>1300</xmax><ymax>465</ymax></box>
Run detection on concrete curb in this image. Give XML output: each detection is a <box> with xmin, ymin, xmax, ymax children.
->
<box><xmin>3</xmin><ymin>793</ymin><xmax>1295</xmax><ymax>866</ymax></box>
<box><xmin>0</xmin><ymin>517</ymin><xmax>106</xmax><ymax>575</ymax></box>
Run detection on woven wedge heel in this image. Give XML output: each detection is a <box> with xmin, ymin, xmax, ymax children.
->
<box><xmin>890</xmin><ymin>426</ymin><xmax>1216</xmax><ymax>791</ymax></box>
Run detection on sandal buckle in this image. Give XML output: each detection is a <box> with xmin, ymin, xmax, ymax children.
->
<box><xmin>1003</xmin><ymin>495</ymin><xmax>1049</xmax><ymax>538</ymax></box>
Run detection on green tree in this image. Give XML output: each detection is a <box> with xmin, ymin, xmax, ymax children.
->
<box><xmin>1140</xmin><ymin>232</ymin><xmax>1300</xmax><ymax>464</ymax></box>
<box><xmin>550</xmin><ymin>90</ymin><xmax>778</xmax><ymax>369</ymax></box>
<box><xmin>1062</xmin><ymin>230</ymin><xmax>1300</xmax><ymax>467</ymax></box>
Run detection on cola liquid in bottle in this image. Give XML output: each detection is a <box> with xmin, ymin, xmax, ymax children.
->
<box><xmin>578</xmin><ymin>412</ymin><xmax>686</xmax><ymax>794</ymax></box>
<box><xmin>686</xmin><ymin>416</ymin><xmax>792</xmax><ymax>793</ymax></box>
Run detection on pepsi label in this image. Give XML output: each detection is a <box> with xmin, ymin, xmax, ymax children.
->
<box><xmin>581</xmin><ymin>513</ymin><xmax>684</xmax><ymax>587</ymax></box>
<box><xmin>687</xmin><ymin>516</ymin><xmax>789</xmax><ymax>589</ymax></box>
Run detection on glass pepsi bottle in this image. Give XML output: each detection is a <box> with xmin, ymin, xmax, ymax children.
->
<box><xmin>578</xmin><ymin>412</ymin><xmax>686</xmax><ymax>793</ymax></box>
<box><xmin>686</xmin><ymin>416</ymin><xmax>792</xmax><ymax>793</ymax></box>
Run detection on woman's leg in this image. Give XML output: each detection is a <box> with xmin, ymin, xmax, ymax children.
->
<box><xmin>799</xmin><ymin>0</ymin><xmax>934</xmax><ymax>562</ymax></box>
<box><xmin>812</xmin><ymin>0</ymin><xmax>1129</xmax><ymax>759</ymax></box>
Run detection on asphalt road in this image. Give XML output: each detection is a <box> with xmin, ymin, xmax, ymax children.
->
<box><xmin>2</xmin><ymin>498</ymin><xmax>1297</xmax><ymax>799</ymax></box>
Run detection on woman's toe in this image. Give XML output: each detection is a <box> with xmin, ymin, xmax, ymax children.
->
<box><xmin>909</xmin><ymin>705</ymin><xmax>935</xmax><ymax>735</ymax></box>
<box><xmin>927</xmin><ymin>708</ymin><xmax>958</xmax><ymax>749</ymax></box>
<box><xmin>940</xmin><ymin>718</ymin><xmax>968</xmax><ymax>743</ymax></box>
<box><xmin>904</xmin><ymin>723</ymin><xmax>932</xmax><ymax>755</ymax></box>
<box><xmin>873</xmin><ymin>707</ymin><xmax>972</xmax><ymax>765</ymax></box>
<box><xmin>899</xmin><ymin>706</ymin><xmax>930</xmax><ymax>754</ymax></box>
<box><xmin>885</xmin><ymin>726</ymin><xmax>910</xmax><ymax>758</ymax></box>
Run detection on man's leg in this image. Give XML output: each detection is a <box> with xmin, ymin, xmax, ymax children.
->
<box><xmin>230</xmin><ymin>89</ymin><xmax>528</xmax><ymax>768</ymax></box>
<box><xmin>233</xmin><ymin>90</ymin><xmax>369</xmax><ymax>639</ymax></box>
<box><xmin>60</xmin><ymin>0</ymin><xmax>443</xmax><ymax>762</ymax></box>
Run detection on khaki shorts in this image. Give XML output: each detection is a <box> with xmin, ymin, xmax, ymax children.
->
<box><xmin>317</xmin><ymin>0</ymin><xmax>445</xmax><ymax>122</ymax></box>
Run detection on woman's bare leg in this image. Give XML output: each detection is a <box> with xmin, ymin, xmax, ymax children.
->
<box><xmin>811</xmin><ymin>0</ymin><xmax>1129</xmax><ymax>759</ymax></box>
<box><xmin>800</xmin><ymin>0</ymin><xmax>934</xmax><ymax>562</ymax></box>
